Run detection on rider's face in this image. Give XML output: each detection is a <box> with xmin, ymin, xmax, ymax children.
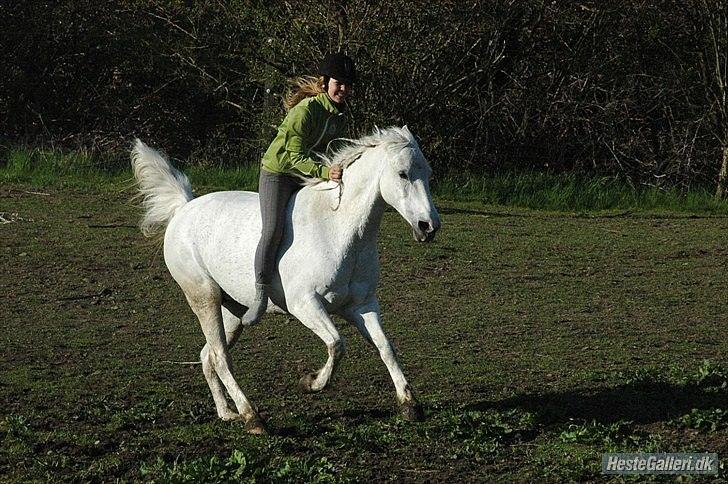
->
<box><xmin>327</xmin><ymin>78</ymin><xmax>352</xmax><ymax>104</ymax></box>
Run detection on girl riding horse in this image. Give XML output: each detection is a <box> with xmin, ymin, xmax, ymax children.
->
<box><xmin>247</xmin><ymin>52</ymin><xmax>356</xmax><ymax>324</ymax></box>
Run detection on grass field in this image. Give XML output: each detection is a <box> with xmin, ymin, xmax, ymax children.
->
<box><xmin>4</xmin><ymin>144</ymin><xmax>728</xmax><ymax>214</ymax></box>
<box><xmin>1</xmin><ymin>179</ymin><xmax>727</xmax><ymax>482</ymax></box>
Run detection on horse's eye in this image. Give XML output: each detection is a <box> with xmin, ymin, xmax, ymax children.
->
<box><xmin>399</xmin><ymin>172</ymin><xmax>408</xmax><ymax>180</ymax></box>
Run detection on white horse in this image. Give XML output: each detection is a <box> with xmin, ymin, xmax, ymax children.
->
<box><xmin>131</xmin><ymin>126</ymin><xmax>441</xmax><ymax>434</ymax></box>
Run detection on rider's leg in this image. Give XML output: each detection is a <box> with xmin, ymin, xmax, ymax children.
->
<box><xmin>246</xmin><ymin>170</ymin><xmax>300</xmax><ymax>324</ymax></box>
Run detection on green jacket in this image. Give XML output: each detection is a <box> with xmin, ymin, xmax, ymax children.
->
<box><xmin>261</xmin><ymin>92</ymin><xmax>348</xmax><ymax>179</ymax></box>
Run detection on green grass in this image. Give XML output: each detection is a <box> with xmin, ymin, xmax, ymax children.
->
<box><xmin>0</xmin><ymin>146</ymin><xmax>260</xmax><ymax>192</ymax></box>
<box><xmin>435</xmin><ymin>171</ymin><xmax>728</xmax><ymax>213</ymax></box>
<box><xmin>1</xmin><ymin>146</ymin><xmax>131</xmax><ymax>188</ymax></box>
<box><xmin>139</xmin><ymin>449</ymin><xmax>338</xmax><ymax>482</ymax></box>
<box><xmin>3</xmin><ymin>145</ymin><xmax>728</xmax><ymax>212</ymax></box>
<box><xmin>1</xmin><ymin>180</ymin><xmax>726</xmax><ymax>481</ymax></box>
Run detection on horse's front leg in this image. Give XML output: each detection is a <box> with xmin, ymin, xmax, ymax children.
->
<box><xmin>288</xmin><ymin>295</ymin><xmax>346</xmax><ymax>393</ymax></box>
<box><xmin>343</xmin><ymin>299</ymin><xmax>424</xmax><ymax>421</ymax></box>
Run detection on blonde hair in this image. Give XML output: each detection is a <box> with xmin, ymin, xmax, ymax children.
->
<box><xmin>284</xmin><ymin>75</ymin><xmax>326</xmax><ymax>111</ymax></box>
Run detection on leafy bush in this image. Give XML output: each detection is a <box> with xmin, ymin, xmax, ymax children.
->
<box><xmin>2</xmin><ymin>1</ymin><xmax>728</xmax><ymax>189</ymax></box>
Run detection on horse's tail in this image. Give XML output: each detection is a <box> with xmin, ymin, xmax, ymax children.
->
<box><xmin>131</xmin><ymin>139</ymin><xmax>194</xmax><ymax>238</ymax></box>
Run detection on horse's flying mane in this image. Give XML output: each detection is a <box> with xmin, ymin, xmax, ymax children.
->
<box><xmin>324</xmin><ymin>126</ymin><xmax>416</xmax><ymax>170</ymax></box>
<box><xmin>296</xmin><ymin>126</ymin><xmax>417</xmax><ymax>188</ymax></box>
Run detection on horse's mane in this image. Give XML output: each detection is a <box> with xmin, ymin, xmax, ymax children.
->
<box><xmin>300</xmin><ymin>126</ymin><xmax>417</xmax><ymax>187</ymax></box>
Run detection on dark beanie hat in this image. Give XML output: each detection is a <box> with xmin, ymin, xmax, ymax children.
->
<box><xmin>319</xmin><ymin>52</ymin><xmax>356</xmax><ymax>84</ymax></box>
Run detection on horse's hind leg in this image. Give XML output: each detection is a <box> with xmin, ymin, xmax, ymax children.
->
<box><xmin>288</xmin><ymin>296</ymin><xmax>346</xmax><ymax>393</ymax></box>
<box><xmin>199</xmin><ymin>305</ymin><xmax>247</xmax><ymax>421</ymax></box>
<box><xmin>183</xmin><ymin>282</ymin><xmax>265</xmax><ymax>433</ymax></box>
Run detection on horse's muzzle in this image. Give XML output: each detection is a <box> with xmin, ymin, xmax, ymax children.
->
<box><xmin>413</xmin><ymin>218</ymin><xmax>440</xmax><ymax>242</ymax></box>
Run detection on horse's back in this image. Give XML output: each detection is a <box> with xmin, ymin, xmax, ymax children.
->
<box><xmin>183</xmin><ymin>190</ymin><xmax>259</xmax><ymax>213</ymax></box>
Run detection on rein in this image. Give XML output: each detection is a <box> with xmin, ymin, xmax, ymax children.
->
<box><xmin>315</xmin><ymin>138</ymin><xmax>374</xmax><ymax>211</ymax></box>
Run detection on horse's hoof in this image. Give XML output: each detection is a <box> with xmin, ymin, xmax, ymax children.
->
<box><xmin>298</xmin><ymin>372</ymin><xmax>319</xmax><ymax>393</ymax></box>
<box><xmin>399</xmin><ymin>401</ymin><xmax>425</xmax><ymax>421</ymax></box>
<box><xmin>245</xmin><ymin>416</ymin><xmax>267</xmax><ymax>435</ymax></box>
<box><xmin>219</xmin><ymin>409</ymin><xmax>242</xmax><ymax>421</ymax></box>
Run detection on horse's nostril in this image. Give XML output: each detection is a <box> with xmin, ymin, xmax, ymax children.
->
<box><xmin>418</xmin><ymin>220</ymin><xmax>431</xmax><ymax>232</ymax></box>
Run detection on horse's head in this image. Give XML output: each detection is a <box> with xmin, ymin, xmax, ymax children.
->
<box><xmin>379</xmin><ymin>127</ymin><xmax>441</xmax><ymax>242</ymax></box>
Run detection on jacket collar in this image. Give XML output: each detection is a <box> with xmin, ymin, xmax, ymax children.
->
<box><xmin>317</xmin><ymin>92</ymin><xmax>344</xmax><ymax>114</ymax></box>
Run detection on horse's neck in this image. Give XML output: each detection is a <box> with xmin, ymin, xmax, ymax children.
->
<box><xmin>308</xmin><ymin>148</ymin><xmax>385</xmax><ymax>246</ymax></box>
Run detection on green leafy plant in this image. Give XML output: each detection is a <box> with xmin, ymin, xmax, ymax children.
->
<box><xmin>444</xmin><ymin>409</ymin><xmax>537</xmax><ymax>457</ymax></box>
<box><xmin>693</xmin><ymin>360</ymin><xmax>728</xmax><ymax>390</ymax></box>
<box><xmin>676</xmin><ymin>408</ymin><xmax>728</xmax><ymax>432</ymax></box>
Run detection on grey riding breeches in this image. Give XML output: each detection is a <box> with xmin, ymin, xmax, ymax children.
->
<box><xmin>254</xmin><ymin>169</ymin><xmax>303</xmax><ymax>284</ymax></box>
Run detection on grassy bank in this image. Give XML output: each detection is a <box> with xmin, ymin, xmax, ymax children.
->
<box><xmin>2</xmin><ymin>145</ymin><xmax>728</xmax><ymax>213</ymax></box>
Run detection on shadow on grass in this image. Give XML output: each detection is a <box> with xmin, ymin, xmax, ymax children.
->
<box><xmin>463</xmin><ymin>382</ymin><xmax>727</xmax><ymax>426</ymax></box>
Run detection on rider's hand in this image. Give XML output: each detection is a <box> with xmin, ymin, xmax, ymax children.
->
<box><xmin>329</xmin><ymin>164</ymin><xmax>343</xmax><ymax>181</ymax></box>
